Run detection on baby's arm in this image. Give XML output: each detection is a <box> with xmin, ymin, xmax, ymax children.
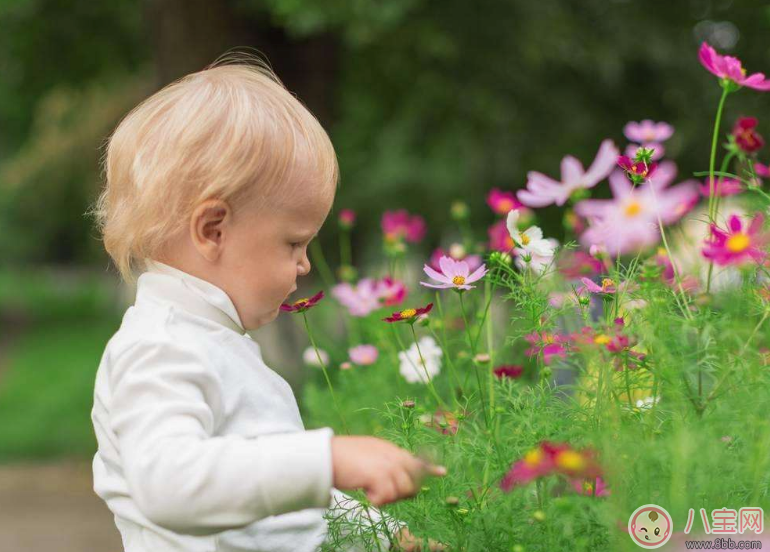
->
<box><xmin>109</xmin><ymin>339</ymin><xmax>334</xmax><ymax>535</ymax></box>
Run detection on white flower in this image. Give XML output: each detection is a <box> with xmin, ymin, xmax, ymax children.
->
<box><xmin>514</xmin><ymin>238</ymin><xmax>559</xmax><ymax>273</ymax></box>
<box><xmin>398</xmin><ymin>336</ymin><xmax>442</xmax><ymax>384</ymax></box>
<box><xmin>635</xmin><ymin>396</ymin><xmax>660</xmax><ymax>410</ymax></box>
<box><xmin>303</xmin><ymin>346</ymin><xmax>329</xmax><ymax>367</ymax></box>
<box><xmin>507</xmin><ymin>210</ymin><xmax>556</xmax><ymax>257</ymax></box>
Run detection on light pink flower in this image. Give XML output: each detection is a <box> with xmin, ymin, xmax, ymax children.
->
<box><xmin>699</xmin><ymin>177</ymin><xmax>743</xmax><ymax>197</ymax></box>
<box><xmin>625</xmin><ymin>142</ymin><xmax>665</xmax><ymax>161</ymax></box>
<box><xmin>332</xmin><ymin>277</ymin><xmax>407</xmax><ymax>316</ymax></box>
<box><xmin>575</xmin><ymin>163</ymin><xmax>699</xmax><ymax>256</ymax></box>
<box><xmin>517</xmin><ymin>139</ymin><xmax>619</xmax><ymax>207</ymax></box>
<box><xmin>381</xmin><ymin>209</ymin><xmax>426</xmax><ymax>243</ymax></box>
<box><xmin>578</xmin><ymin>277</ymin><xmax>618</xmax><ymax>294</ymax></box>
<box><xmin>702</xmin><ymin>213</ymin><xmax>768</xmax><ymax>266</ymax></box>
<box><xmin>623</xmin><ymin>120</ymin><xmax>674</xmax><ymax>143</ymax></box>
<box><xmin>349</xmin><ymin>345</ymin><xmax>379</xmax><ymax>366</ymax></box>
<box><xmin>524</xmin><ymin>332</ymin><xmax>570</xmax><ymax>365</ymax></box>
<box><xmin>557</xmin><ymin>251</ymin><xmax>604</xmax><ymax>279</ymax></box>
<box><xmin>429</xmin><ymin>246</ymin><xmax>482</xmax><ymax>273</ymax></box>
<box><xmin>699</xmin><ymin>42</ymin><xmax>770</xmax><ymax>91</ymax></box>
<box><xmin>421</xmin><ymin>256</ymin><xmax>488</xmax><ymax>291</ymax></box>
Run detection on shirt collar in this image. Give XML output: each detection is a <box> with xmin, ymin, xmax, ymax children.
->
<box><xmin>137</xmin><ymin>259</ymin><xmax>246</xmax><ymax>335</ymax></box>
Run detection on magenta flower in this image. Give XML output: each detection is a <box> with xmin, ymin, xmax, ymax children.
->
<box><xmin>625</xmin><ymin>142</ymin><xmax>664</xmax><ymax>162</ymax></box>
<box><xmin>557</xmin><ymin>251</ymin><xmax>604</xmax><ymax>279</ymax></box>
<box><xmin>699</xmin><ymin>42</ymin><xmax>770</xmax><ymax>91</ymax></box>
<box><xmin>702</xmin><ymin>213</ymin><xmax>768</xmax><ymax>266</ymax></box>
<box><xmin>383</xmin><ymin>303</ymin><xmax>433</xmax><ymax>323</ymax></box>
<box><xmin>332</xmin><ymin>277</ymin><xmax>407</xmax><ymax>317</ymax></box>
<box><xmin>524</xmin><ymin>332</ymin><xmax>570</xmax><ymax>365</ymax></box>
<box><xmin>488</xmin><ymin>219</ymin><xmax>516</xmax><ymax>252</ymax></box>
<box><xmin>421</xmin><ymin>256</ymin><xmax>488</xmax><ymax>291</ymax></box>
<box><xmin>617</xmin><ymin>155</ymin><xmax>657</xmax><ymax>180</ymax></box>
<box><xmin>756</xmin><ymin>162</ymin><xmax>770</xmax><ymax>179</ymax></box>
<box><xmin>487</xmin><ymin>188</ymin><xmax>524</xmax><ymax>215</ymax></box>
<box><xmin>349</xmin><ymin>345</ymin><xmax>379</xmax><ymax>366</ymax></box>
<box><xmin>578</xmin><ymin>277</ymin><xmax>617</xmax><ymax>294</ymax></box>
<box><xmin>338</xmin><ymin>209</ymin><xmax>356</xmax><ymax>229</ymax></box>
<box><xmin>732</xmin><ymin>117</ymin><xmax>765</xmax><ymax>153</ymax></box>
<box><xmin>575</xmin><ymin>163</ymin><xmax>699</xmax><ymax>256</ymax></box>
<box><xmin>699</xmin><ymin>177</ymin><xmax>743</xmax><ymax>197</ymax></box>
<box><xmin>280</xmin><ymin>291</ymin><xmax>324</xmax><ymax>313</ymax></box>
<box><xmin>623</xmin><ymin>120</ymin><xmax>674</xmax><ymax>143</ymax></box>
<box><xmin>381</xmin><ymin>209</ymin><xmax>426</xmax><ymax>243</ymax></box>
<box><xmin>429</xmin><ymin>246</ymin><xmax>483</xmax><ymax>273</ymax></box>
<box><xmin>517</xmin><ymin>139</ymin><xmax>619</xmax><ymax>207</ymax></box>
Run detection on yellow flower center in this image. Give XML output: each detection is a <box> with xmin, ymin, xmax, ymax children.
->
<box><xmin>524</xmin><ymin>448</ymin><xmax>543</xmax><ymax>467</ymax></box>
<box><xmin>726</xmin><ymin>233</ymin><xmax>750</xmax><ymax>253</ymax></box>
<box><xmin>555</xmin><ymin>450</ymin><xmax>586</xmax><ymax>472</ymax></box>
<box><xmin>583</xmin><ymin>481</ymin><xmax>594</xmax><ymax>494</ymax></box>
<box><xmin>594</xmin><ymin>334</ymin><xmax>612</xmax><ymax>345</ymax></box>
<box><xmin>499</xmin><ymin>199</ymin><xmax>513</xmax><ymax>212</ymax></box>
<box><xmin>400</xmin><ymin>308</ymin><xmax>417</xmax><ymax>318</ymax></box>
<box><xmin>657</xmin><ymin>247</ymin><xmax>667</xmax><ymax>257</ymax></box>
<box><xmin>542</xmin><ymin>334</ymin><xmax>555</xmax><ymax>344</ymax></box>
<box><xmin>452</xmin><ymin>276</ymin><xmax>466</xmax><ymax>286</ymax></box>
<box><xmin>624</xmin><ymin>201</ymin><xmax>642</xmax><ymax>217</ymax></box>
<box><xmin>521</xmin><ymin>234</ymin><xmax>531</xmax><ymax>245</ymax></box>
<box><xmin>601</xmin><ymin>278</ymin><xmax>615</xmax><ymax>290</ymax></box>
<box><xmin>294</xmin><ymin>298</ymin><xmax>309</xmax><ymax>307</ymax></box>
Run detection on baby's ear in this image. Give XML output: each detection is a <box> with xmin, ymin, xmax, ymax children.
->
<box><xmin>190</xmin><ymin>199</ymin><xmax>231</xmax><ymax>261</ymax></box>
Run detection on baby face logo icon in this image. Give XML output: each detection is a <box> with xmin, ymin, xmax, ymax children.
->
<box><xmin>628</xmin><ymin>504</ymin><xmax>673</xmax><ymax>548</ymax></box>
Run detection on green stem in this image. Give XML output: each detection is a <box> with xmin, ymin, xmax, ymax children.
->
<box><xmin>707</xmin><ymin>87</ymin><xmax>731</xmax><ymax>225</ymax></box>
<box><xmin>302</xmin><ymin>312</ymin><xmax>349</xmax><ymax>434</ymax></box>
<box><xmin>408</xmin><ymin>323</ymin><xmax>448</xmax><ymax>409</ymax></box>
<box><xmin>459</xmin><ymin>292</ymin><xmax>489</xmax><ymax>429</ymax></box>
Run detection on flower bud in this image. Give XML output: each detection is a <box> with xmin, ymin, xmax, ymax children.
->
<box><xmin>473</xmin><ymin>353</ymin><xmax>491</xmax><ymax>365</ymax></box>
<box><xmin>532</xmin><ymin>510</ymin><xmax>546</xmax><ymax>522</ymax></box>
<box><xmin>401</xmin><ymin>399</ymin><xmax>416</xmax><ymax>409</ymax></box>
<box><xmin>445</xmin><ymin>496</ymin><xmax>460</xmax><ymax>506</ymax></box>
<box><xmin>450</xmin><ymin>201</ymin><xmax>469</xmax><ymax>221</ymax></box>
<box><xmin>340</xmin><ymin>362</ymin><xmax>353</xmax><ymax>370</ymax></box>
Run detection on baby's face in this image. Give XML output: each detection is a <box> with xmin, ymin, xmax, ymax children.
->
<box><xmin>220</xmin><ymin>188</ymin><xmax>333</xmax><ymax>330</ymax></box>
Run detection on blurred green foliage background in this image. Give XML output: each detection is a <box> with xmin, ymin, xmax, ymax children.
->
<box><xmin>0</xmin><ymin>0</ymin><xmax>769</xmax><ymax>460</ymax></box>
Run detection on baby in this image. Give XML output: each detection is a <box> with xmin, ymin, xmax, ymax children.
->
<box><xmin>89</xmin><ymin>54</ymin><xmax>446</xmax><ymax>552</ymax></box>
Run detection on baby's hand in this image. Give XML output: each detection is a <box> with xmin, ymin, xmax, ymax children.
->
<box><xmin>331</xmin><ymin>436</ymin><xmax>447</xmax><ymax>507</ymax></box>
<box><xmin>390</xmin><ymin>527</ymin><xmax>447</xmax><ymax>551</ymax></box>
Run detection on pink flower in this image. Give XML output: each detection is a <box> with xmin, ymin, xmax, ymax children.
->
<box><xmin>653</xmin><ymin>248</ymin><xmax>699</xmax><ymax>292</ymax></box>
<box><xmin>623</xmin><ymin>120</ymin><xmax>674</xmax><ymax>143</ymax></box>
<box><xmin>557</xmin><ymin>251</ymin><xmax>604</xmax><ymax>279</ymax></box>
<box><xmin>732</xmin><ymin>117</ymin><xmax>765</xmax><ymax>153</ymax></box>
<box><xmin>702</xmin><ymin>213</ymin><xmax>768</xmax><ymax>266</ymax></box>
<box><xmin>578</xmin><ymin>277</ymin><xmax>617</xmax><ymax>294</ymax></box>
<box><xmin>570</xmin><ymin>477</ymin><xmax>610</xmax><ymax>497</ymax></box>
<box><xmin>493</xmin><ymin>365</ymin><xmax>524</xmax><ymax>380</ymax></box>
<box><xmin>429</xmin><ymin>246</ymin><xmax>482</xmax><ymax>273</ymax></box>
<box><xmin>756</xmin><ymin>162</ymin><xmax>770</xmax><ymax>179</ymax></box>
<box><xmin>488</xmin><ymin>219</ymin><xmax>516</xmax><ymax>252</ymax></box>
<box><xmin>381</xmin><ymin>210</ymin><xmax>426</xmax><ymax>243</ymax></box>
<box><xmin>338</xmin><ymin>209</ymin><xmax>356</xmax><ymax>229</ymax></box>
<box><xmin>517</xmin><ymin>139</ymin><xmax>619</xmax><ymax>207</ymax></box>
<box><xmin>617</xmin><ymin>155</ymin><xmax>657</xmax><ymax>180</ymax></box>
<box><xmin>575</xmin><ymin>163</ymin><xmax>699</xmax><ymax>256</ymax></box>
<box><xmin>349</xmin><ymin>345</ymin><xmax>379</xmax><ymax>365</ymax></box>
<box><xmin>280</xmin><ymin>291</ymin><xmax>324</xmax><ymax>313</ymax></box>
<box><xmin>699</xmin><ymin>177</ymin><xmax>743</xmax><ymax>197</ymax></box>
<box><xmin>421</xmin><ymin>256</ymin><xmax>488</xmax><ymax>291</ymax></box>
<box><xmin>332</xmin><ymin>277</ymin><xmax>407</xmax><ymax>316</ymax></box>
<box><xmin>698</xmin><ymin>42</ymin><xmax>770</xmax><ymax>91</ymax></box>
<box><xmin>524</xmin><ymin>332</ymin><xmax>570</xmax><ymax>365</ymax></box>
<box><xmin>487</xmin><ymin>188</ymin><xmax>524</xmax><ymax>215</ymax></box>
<box><xmin>500</xmin><ymin>442</ymin><xmax>602</xmax><ymax>492</ymax></box>
<box><xmin>625</xmin><ymin>142</ymin><xmax>665</xmax><ymax>161</ymax></box>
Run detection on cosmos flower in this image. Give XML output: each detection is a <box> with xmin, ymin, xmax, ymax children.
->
<box><xmin>302</xmin><ymin>346</ymin><xmax>329</xmax><ymax>367</ymax></box>
<box><xmin>756</xmin><ymin>162</ymin><xmax>770</xmax><ymax>179</ymax></box>
<box><xmin>524</xmin><ymin>331</ymin><xmax>570</xmax><ymax>365</ymax></box>
<box><xmin>699</xmin><ymin>177</ymin><xmax>744</xmax><ymax>197</ymax></box>
<box><xmin>570</xmin><ymin>477</ymin><xmax>610</xmax><ymax>497</ymax></box>
<box><xmin>514</xmin><ymin>238</ymin><xmax>559</xmax><ymax>273</ymax></box>
<box><xmin>428</xmin><ymin>245</ymin><xmax>483</xmax><ymax>273</ymax></box>
<box><xmin>698</xmin><ymin>42</ymin><xmax>770</xmax><ymax>91</ymax></box>
<box><xmin>487</xmin><ymin>188</ymin><xmax>524</xmax><ymax>215</ymax></box>
<box><xmin>617</xmin><ymin>155</ymin><xmax>657</xmax><ymax>181</ymax></box>
<box><xmin>421</xmin><ymin>256</ymin><xmax>488</xmax><ymax>291</ymax></box>
<box><xmin>507</xmin><ymin>210</ymin><xmax>556</xmax><ymax>257</ymax></box>
<box><xmin>381</xmin><ymin>209</ymin><xmax>427</xmax><ymax>243</ymax></box>
<box><xmin>348</xmin><ymin>345</ymin><xmax>379</xmax><ymax>366</ymax></box>
<box><xmin>398</xmin><ymin>336</ymin><xmax>442</xmax><ymax>384</ymax></box>
<box><xmin>578</xmin><ymin>277</ymin><xmax>618</xmax><ymax>294</ymax></box>
<box><xmin>702</xmin><ymin>212</ymin><xmax>768</xmax><ymax>266</ymax></box>
<box><xmin>421</xmin><ymin>409</ymin><xmax>460</xmax><ymax>436</ymax></box>
<box><xmin>338</xmin><ymin>209</ymin><xmax>356</xmax><ymax>229</ymax></box>
<box><xmin>623</xmin><ymin>120</ymin><xmax>674</xmax><ymax>143</ymax></box>
<box><xmin>500</xmin><ymin>442</ymin><xmax>602</xmax><ymax>491</ymax></box>
<box><xmin>493</xmin><ymin>365</ymin><xmax>524</xmax><ymax>380</ymax></box>
<box><xmin>625</xmin><ymin>142</ymin><xmax>665</xmax><ymax>162</ymax></box>
<box><xmin>557</xmin><ymin>251</ymin><xmax>604</xmax><ymax>279</ymax></box>
<box><xmin>488</xmin><ymin>219</ymin><xmax>516</xmax><ymax>252</ymax></box>
<box><xmin>517</xmin><ymin>139</ymin><xmax>619</xmax><ymax>207</ymax></box>
<box><xmin>383</xmin><ymin>303</ymin><xmax>434</xmax><ymax>323</ymax></box>
<box><xmin>280</xmin><ymin>291</ymin><xmax>324</xmax><ymax>313</ymax></box>
<box><xmin>332</xmin><ymin>278</ymin><xmax>407</xmax><ymax>317</ymax></box>
<box><xmin>732</xmin><ymin>116</ymin><xmax>765</xmax><ymax>153</ymax></box>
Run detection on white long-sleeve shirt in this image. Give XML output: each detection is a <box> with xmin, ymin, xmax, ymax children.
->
<box><xmin>91</xmin><ymin>259</ymin><xmax>402</xmax><ymax>552</ymax></box>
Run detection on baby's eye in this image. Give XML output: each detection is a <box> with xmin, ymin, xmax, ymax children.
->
<box><xmin>654</xmin><ymin>527</ymin><xmax>660</xmax><ymax>536</ymax></box>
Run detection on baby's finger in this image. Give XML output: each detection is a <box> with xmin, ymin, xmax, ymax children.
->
<box><xmin>393</xmin><ymin>467</ymin><xmax>417</xmax><ymax>499</ymax></box>
<box><xmin>369</xmin><ymin>478</ymin><xmax>397</xmax><ymax>507</ymax></box>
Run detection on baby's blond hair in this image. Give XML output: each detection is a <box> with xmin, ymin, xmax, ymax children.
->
<box><xmin>90</xmin><ymin>52</ymin><xmax>338</xmax><ymax>284</ymax></box>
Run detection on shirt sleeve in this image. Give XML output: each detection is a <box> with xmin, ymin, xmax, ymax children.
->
<box><xmin>109</xmin><ymin>338</ymin><xmax>334</xmax><ymax>535</ymax></box>
<box><xmin>326</xmin><ymin>488</ymin><xmax>408</xmax><ymax>551</ymax></box>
